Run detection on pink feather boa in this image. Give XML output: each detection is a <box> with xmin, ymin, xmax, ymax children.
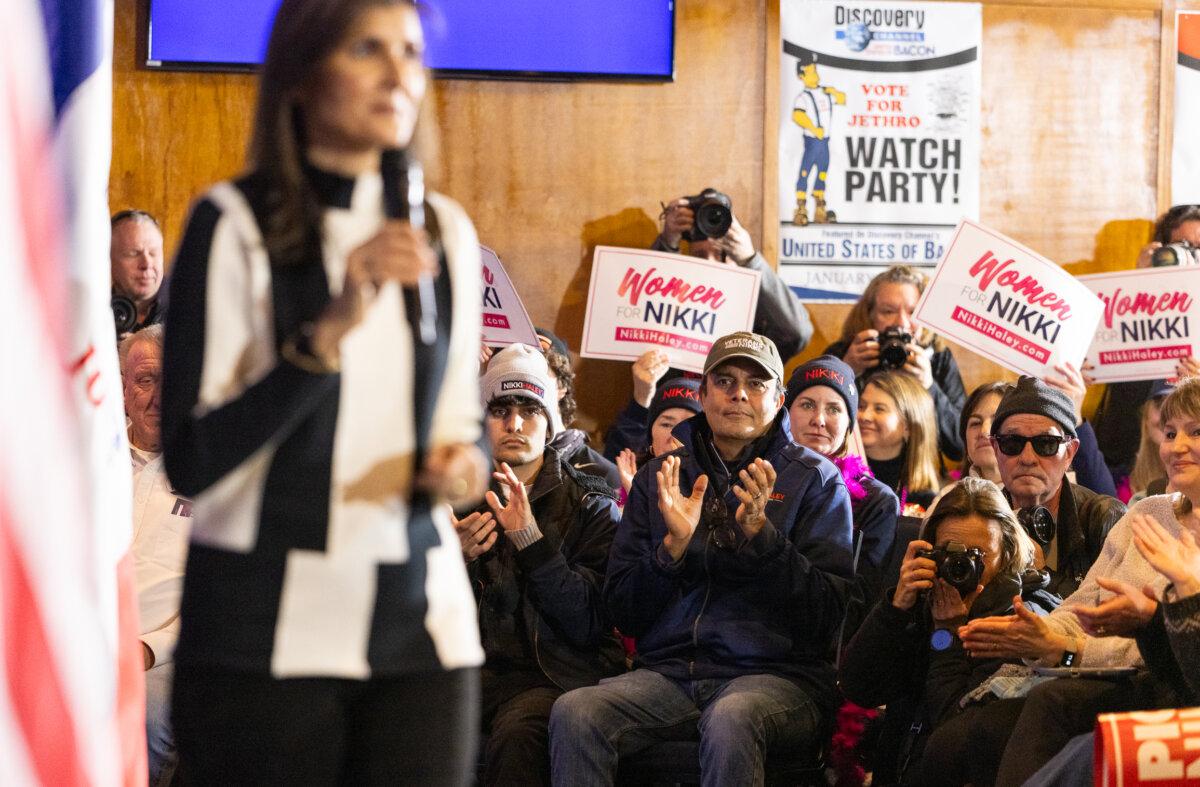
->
<box><xmin>832</xmin><ymin>454</ymin><xmax>873</xmax><ymax>504</ymax></box>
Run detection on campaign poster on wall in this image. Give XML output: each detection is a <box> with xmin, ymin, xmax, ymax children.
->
<box><xmin>580</xmin><ymin>246</ymin><xmax>761</xmax><ymax>373</ymax></box>
<box><xmin>480</xmin><ymin>246</ymin><xmax>539</xmax><ymax>347</ymax></box>
<box><xmin>1078</xmin><ymin>267</ymin><xmax>1200</xmax><ymax>383</ymax></box>
<box><xmin>912</xmin><ymin>220</ymin><xmax>1103</xmax><ymax>378</ymax></box>
<box><xmin>777</xmin><ymin>0</ymin><xmax>982</xmax><ymax>301</ymax></box>
<box><xmin>1172</xmin><ymin>11</ymin><xmax>1200</xmax><ymax>206</ymax></box>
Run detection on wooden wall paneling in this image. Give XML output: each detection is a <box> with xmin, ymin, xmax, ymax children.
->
<box><xmin>432</xmin><ymin>0</ymin><xmax>768</xmax><ymax>434</ymax></box>
<box><xmin>110</xmin><ymin>0</ymin><xmax>255</xmax><ymax>253</ymax></box>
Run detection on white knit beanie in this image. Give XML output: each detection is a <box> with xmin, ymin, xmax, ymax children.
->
<box><xmin>481</xmin><ymin>343</ymin><xmax>564</xmax><ymax>440</ymax></box>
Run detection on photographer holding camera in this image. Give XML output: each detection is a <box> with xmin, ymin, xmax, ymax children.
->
<box><xmin>655</xmin><ymin>189</ymin><xmax>813</xmax><ymax>362</ymax></box>
<box><xmin>825</xmin><ymin>265</ymin><xmax>968</xmax><ymax>461</ymax></box>
<box><xmin>839</xmin><ymin>477</ymin><xmax>1058</xmax><ymax>786</ymax></box>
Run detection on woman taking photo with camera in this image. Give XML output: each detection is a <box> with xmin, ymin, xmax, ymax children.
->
<box><xmin>839</xmin><ymin>477</ymin><xmax>1057</xmax><ymax>785</ymax></box>
<box><xmin>162</xmin><ymin>0</ymin><xmax>487</xmax><ymax>782</ymax></box>
<box><xmin>826</xmin><ymin>265</ymin><xmax>967</xmax><ymax>460</ymax></box>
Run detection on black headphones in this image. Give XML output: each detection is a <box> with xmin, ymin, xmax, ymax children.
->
<box><xmin>1017</xmin><ymin>506</ymin><xmax>1056</xmax><ymax>547</ymax></box>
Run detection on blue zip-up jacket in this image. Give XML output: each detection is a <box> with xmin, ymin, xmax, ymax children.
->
<box><xmin>604</xmin><ymin>411</ymin><xmax>854</xmax><ymax>715</ymax></box>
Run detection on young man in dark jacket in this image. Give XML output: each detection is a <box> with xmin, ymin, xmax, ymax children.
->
<box><xmin>549</xmin><ymin>332</ymin><xmax>854</xmax><ymax>787</ymax></box>
<box><xmin>455</xmin><ymin>344</ymin><xmax>624</xmax><ymax>787</ymax></box>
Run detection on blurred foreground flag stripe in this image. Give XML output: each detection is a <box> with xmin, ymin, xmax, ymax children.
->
<box><xmin>2</xmin><ymin>0</ymin><xmax>141</xmax><ymax>785</ymax></box>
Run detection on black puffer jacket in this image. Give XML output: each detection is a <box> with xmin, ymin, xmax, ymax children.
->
<box><xmin>468</xmin><ymin>448</ymin><xmax>625</xmax><ymax>691</ymax></box>
<box><xmin>839</xmin><ymin>568</ymin><xmax>1061</xmax><ymax>785</ymax></box>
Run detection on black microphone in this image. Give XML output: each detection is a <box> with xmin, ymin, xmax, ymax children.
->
<box><xmin>382</xmin><ymin>148</ymin><xmax>437</xmax><ymax>345</ymax></box>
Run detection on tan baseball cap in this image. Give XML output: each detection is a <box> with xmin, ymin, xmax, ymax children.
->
<box><xmin>702</xmin><ymin>331</ymin><xmax>784</xmax><ymax>382</ymax></box>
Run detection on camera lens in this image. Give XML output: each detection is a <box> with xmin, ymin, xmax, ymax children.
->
<box><xmin>696</xmin><ymin>201</ymin><xmax>732</xmax><ymax>240</ymax></box>
<box><xmin>111</xmin><ymin>295</ymin><xmax>138</xmax><ymax>334</ymax></box>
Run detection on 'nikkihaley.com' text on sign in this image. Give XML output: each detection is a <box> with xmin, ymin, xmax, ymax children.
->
<box><xmin>912</xmin><ymin>220</ymin><xmax>1103</xmax><ymax>378</ymax></box>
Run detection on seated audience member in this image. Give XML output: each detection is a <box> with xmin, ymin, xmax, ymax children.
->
<box><xmin>549</xmin><ymin>332</ymin><xmax>854</xmax><ymax>787</ymax></box>
<box><xmin>1025</xmin><ymin>510</ymin><xmax>1200</xmax><ymax>787</ymax></box>
<box><xmin>604</xmin><ymin>349</ymin><xmax>674</xmax><ymax>461</ymax></box>
<box><xmin>654</xmin><ymin>193</ymin><xmax>813</xmax><ymax>361</ymax></box>
<box><xmin>533</xmin><ymin>327</ymin><xmax>622</xmax><ymax>489</ymax></box>
<box><xmin>839</xmin><ymin>477</ymin><xmax>1056</xmax><ymax>786</ymax></box>
<box><xmin>614</xmin><ymin>376</ymin><xmax>702</xmax><ymax>495</ymax></box>
<box><xmin>785</xmin><ymin>355</ymin><xmax>899</xmax><ymax>627</ymax></box>
<box><xmin>959</xmin><ymin>382</ymin><xmax>1012</xmax><ymax>483</ymax></box>
<box><xmin>1092</xmin><ymin>205</ymin><xmax>1200</xmax><ymax>477</ymax></box>
<box><xmin>858</xmin><ymin>371</ymin><xmax>942</xmax><ymax>511</ymax></box>
<box><xmin>120</xmin><ymin>325</ymin><xmax>190</xmax><ymax>785</ymax></box>
<box><xmin>111</xmin><ymin>210</ymin><xmax>165</xmax><ymax>334</ymax></box>
<box><xmin>825</xmin><ymin>265</ymin><xmax>967</xmax><ymax>460</ymax></box>
<box><xmin>989</xmin><ymin>376</ymin><xmax>1125</xmax><ymax>598</ymax></box>
<box><xmin>455</xmin><ymin>343</ymin><xmax>624</xmax><ymax>787</ymax></box>
<box><xmin>1127</xmin><ymin>379</ymin><xmax>1173</xmax><ymax>502</ymax></box>
<box><xmin>943</xmin><ymin>378</ymin><xmax>1200</xmax><ymax>786</ymax></box>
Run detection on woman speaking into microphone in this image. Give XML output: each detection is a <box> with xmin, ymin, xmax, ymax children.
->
<box><xmin>161</xmin><ymin>0</ymin><xmax>487</xmax><ymax>782</ymax></box>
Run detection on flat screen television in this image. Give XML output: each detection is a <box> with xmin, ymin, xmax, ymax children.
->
<box><xmin>145</xmin><ymin>0</ymin><xmax>676</xmax><ymax>81</ymax></box>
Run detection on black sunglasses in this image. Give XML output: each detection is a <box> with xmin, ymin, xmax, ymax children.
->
<box><xmin>992</xmin><ymin>434</ymin><xmax>1072</xmax><ymax>457</ymax></box>
<box><xmin>702</xmin><ymin>493</ymin><xmax>740</xmax><ymax>551</ymax></box>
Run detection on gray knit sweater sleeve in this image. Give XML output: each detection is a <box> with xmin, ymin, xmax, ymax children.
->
<box><xmin>1045</xmin><ymin>494</ymin><xmax>1181</xmax><ymax>667</ymax></box>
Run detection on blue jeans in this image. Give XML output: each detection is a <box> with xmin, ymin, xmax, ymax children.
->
<box><xmin>548</xmin><ymin>668</ymin><xmax>820</xmax><ymax>787</ymax></box>
<box><xmin>797</xmin><ymin>136</ymin><xmax>831</xmax><ymax>195</ymax></box>
<box><xmin>145</xmin><ymin>662</ymin><xmax>176</xmax><ymax>787</ymax></box>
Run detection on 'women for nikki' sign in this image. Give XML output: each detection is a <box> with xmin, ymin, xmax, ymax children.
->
<box><xmin>912</xmin><ymin>220</ymin><xmax>1102</xmax><ymax>377</ymax></box>
<box><xmin>581</xmin><ymin>246</ymin><xmax>761</xmax><ymax>373</ymax></box>
<box><xmin>1079</xmin><ymin>267</ymin><xmax>1200</xmax><ymax>383</ymax></box>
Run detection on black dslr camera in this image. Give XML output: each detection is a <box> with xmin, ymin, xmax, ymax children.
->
<box><xmin>1151</xmin><ymin>241</ymin><xmax>1200</xmax><ymax>267</ymax></box>
<box><xmin>111</xmin><ymin>294</ymin><xmax>138</xmax><ymax>335</ymax></box>
<box><xmin>681</xmin><ymin>188</ymin><xmax>733</xmax><ymax>242</ymax></box>
<box><xmin>877</xmin><ymin>326</ymin><xmax>913</xmax><ymax>370</ymax></box>
<box><xmin>917</xmin><ymin>541</ymin><xmax>985</xmax><ymax>598</ymax></box>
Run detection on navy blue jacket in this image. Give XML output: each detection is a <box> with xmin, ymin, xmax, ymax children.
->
<box><xmin>604</xmin><ymin>411</ymin><xmax>854</xmax><ymax>715</ymax></box>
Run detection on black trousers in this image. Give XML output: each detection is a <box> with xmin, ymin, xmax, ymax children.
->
<box><xmin>480</xmin><ymin>684</ymin><xmax>561</xmax><ymax>787</ymax></box>
<box><xmin>172</xmin><ymin>663</ymin><xmax>479</xmax><ymax>786</ymax></box>
<box><xmin>913</xmin><ymin>673</ymin><xmax>1175</xmax><ymax>787</ymax></box>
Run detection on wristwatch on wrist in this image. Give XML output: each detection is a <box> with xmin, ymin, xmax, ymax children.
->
<box><xmin>1057</xmin><ymin>649</ymin><xmax>1077</xmax><ymax>668</ymax></box>
<box><xmin>930</xmin><ymin>629</ymin><xmax>955</xmax><ymax>652</ymax></box>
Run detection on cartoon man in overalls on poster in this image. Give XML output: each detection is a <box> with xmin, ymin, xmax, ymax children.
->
<box><xmin>792</xmin><ymin>52</ymin><xmax>845</xmax><ymax>226</ymax></box>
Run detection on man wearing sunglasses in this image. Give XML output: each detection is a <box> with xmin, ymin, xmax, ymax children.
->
<box><xmin>991</xmin><ymin>376</ymin><xmax>1125</xmax><ymax>598</ymax></box>
<box><xmin>550</xmin><ymin>331</ymin><xmax>854</xmax><ymax>787</ymax></box>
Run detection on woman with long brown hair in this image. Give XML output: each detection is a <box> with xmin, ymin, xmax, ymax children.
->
<box><xmin>857</xmin><ymin>371</ymin><xmax>943</xmax><ymax>510</ymax></box>
<box><xmin>161</xmin><ymin>1</ymin><xmax>487</xmax><ymax>782</ymax></box>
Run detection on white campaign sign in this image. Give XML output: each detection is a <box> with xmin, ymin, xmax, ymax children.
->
<box><xmin>580</xmin><ymin>246</ymin><xmax>761</xmax><ymax>373</ymax></box>
<box><xmin>912</xmin><ymin>220</ymin><xmax>1103</xmax><ymax>377</ymax></box>
<box><xmin>1078</xmin><ymin>267</ymin><xmax>1200</xmax><ymax>383</ymax></box>
<box><xmin>480</xmin><ymin>245</ymin><xmax>539</xmax><ymax>347</ymax></box>
<box><xmin>777</xmin><ymin>0</ymin><xmax>982</xmax><ymax>301</ymax></box>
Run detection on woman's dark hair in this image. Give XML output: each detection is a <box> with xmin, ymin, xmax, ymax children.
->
<box><xmin>958</xmin><ymin>381</ymin><xmax>1013</xmax><ymax>476</ymax></box>
<box><xmin>1153</xmin><ymin>205</ymin><xmax>1200</xmax><ymax>245</ymax></box>
<box><xmin>250</xmin><ymin>0</ymin><xmax>432</xmax><ymax>265</ymax></box>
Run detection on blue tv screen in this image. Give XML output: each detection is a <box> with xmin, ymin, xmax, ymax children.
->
<box><xmin>146</xmin><ymin>0</ymin><xmax>675</xmax><ymax>80</ymax></box>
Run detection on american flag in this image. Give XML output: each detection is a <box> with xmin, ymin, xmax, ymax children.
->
<box><xmin>1</xmin><ymin>0</ymin><xmax>144</xmax><ymax>783</ymax></box>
